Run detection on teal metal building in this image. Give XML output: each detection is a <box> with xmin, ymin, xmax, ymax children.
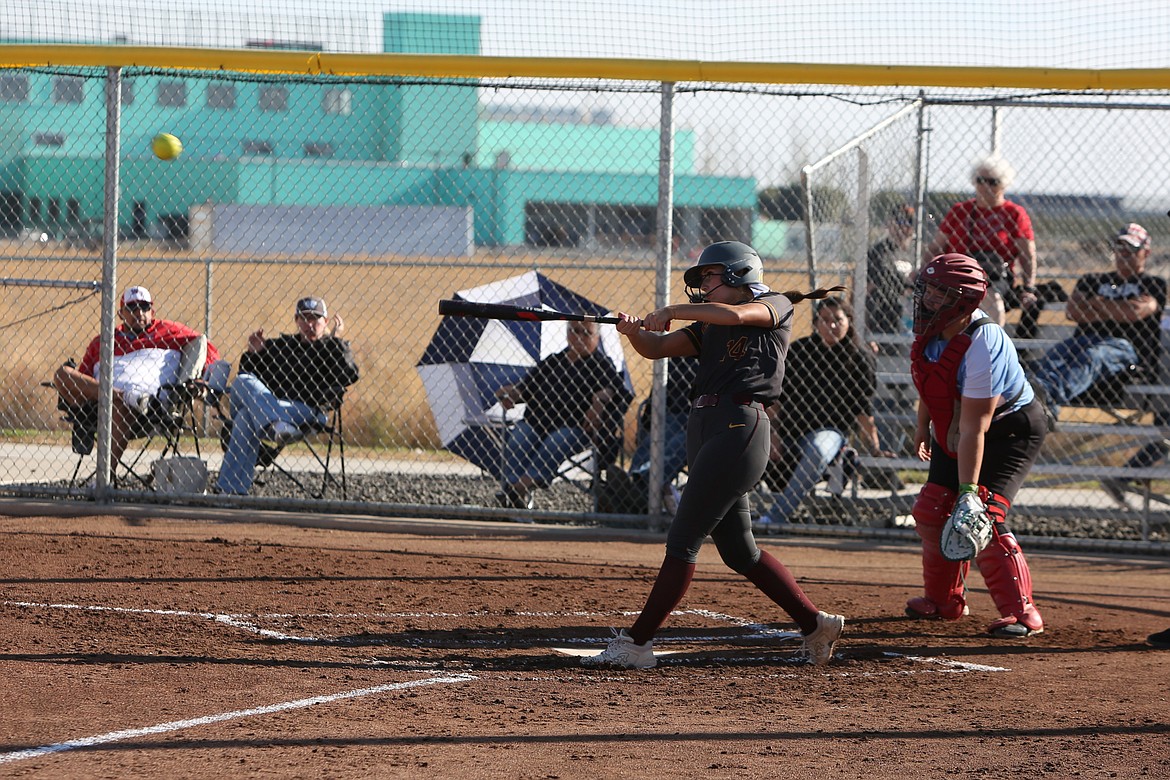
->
<box><xmin>0</xmin><ymin>13</ymin><xmax>756</xmax><ymax>251</ymax></box>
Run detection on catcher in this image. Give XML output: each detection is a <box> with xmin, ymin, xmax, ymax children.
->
<box><xmin>906</xmin><ymin>253</ymin><xmax>1046</xmax><ymax>638</ymax></box>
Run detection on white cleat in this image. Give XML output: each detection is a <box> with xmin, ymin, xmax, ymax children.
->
<box><xmin>580</xmin><ymin>628</ymin><xmax>657</xmax><ymax>669</ymax></box>
<box><xmin>802</xmin><ymin>611</ymin><xmax>845</xmax><ymax>666</ymax></box>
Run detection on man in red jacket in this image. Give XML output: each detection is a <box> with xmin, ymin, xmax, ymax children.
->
<box><xmin>53</xmin><ymin>286</ymin><xmax>220</xmax><ymax>476</ymax></box>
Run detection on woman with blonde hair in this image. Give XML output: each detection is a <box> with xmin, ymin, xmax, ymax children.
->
<box><xmin>923</xmin><ymin>155</ymin><xmax>1039</xmax><ymax>331</ymax></box>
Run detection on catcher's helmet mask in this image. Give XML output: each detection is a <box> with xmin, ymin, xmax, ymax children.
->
<box><xmin>913</xmin><ymin>253</ymin><xmax>988</xmax><ymax>339</ymax></box>
<box><xmin>684</xmin><ymin>241</ymin><xmax>764</xmax><ymax>303</ymax></box>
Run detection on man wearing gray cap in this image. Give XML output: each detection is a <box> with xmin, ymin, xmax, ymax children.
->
<box><xmin>1028</xmin><ymin>223</ymin><xmax>1166</xmax><ymax>417</ymax></box>
<box><xmin>216</xmin><ymin>296</ymin><xmax>359</xmax><ymax>495</ymax></box>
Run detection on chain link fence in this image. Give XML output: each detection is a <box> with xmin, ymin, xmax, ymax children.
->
<box><xmin>0</xmin><ymin>63</ymin><xmax>1168</xmax><ymax>545</ymax></box>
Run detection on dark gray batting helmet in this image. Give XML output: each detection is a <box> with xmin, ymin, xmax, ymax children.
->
<box><xmin>683</xmin><ymin>241</ymin><xmax>764</xmax><ymax>302</ymax></box>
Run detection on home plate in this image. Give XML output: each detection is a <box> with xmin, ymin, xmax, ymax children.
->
<box><xmin>553</xmin><ymin>647</ymin><xmax>682</xmax><ymax>657</ymax></box>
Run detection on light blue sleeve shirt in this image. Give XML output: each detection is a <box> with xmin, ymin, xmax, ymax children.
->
<box><xmin>924</xmin><ymin>311</ymin><xmax>1034</xmax><ymax>416</ymax></box>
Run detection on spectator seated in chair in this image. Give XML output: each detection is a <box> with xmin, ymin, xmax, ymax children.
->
<box><xmin>215</xmin><ymin>296</ymin><xmax>360</xmax><ymax>495</ymax></box>
<box><xmin>494</xmin><ymin>319</ymin><xmax>633</xmax><ymax>510</ymax></box>
<box><xmin>1027</xmin><ymin>223</ymin><xmax>1167</xmax><ymax>417</ymax></box>
<box><xmin>51</xmin><ymin>285</ymin><xmax>221</xmax><ymax>482</ymax></box>
<box><xmin>756</xmin><ymin>298</ymin><xmax>894</xmax><ymax>527</ymax></box>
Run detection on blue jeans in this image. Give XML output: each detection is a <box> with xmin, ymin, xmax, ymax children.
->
<box><xmin>629</xmin><ymin>410</ymin><xmax>689</xmax><ymax>488</ymax></box>
<box><xmin>1029</xmin><ymin>334</ymin><xmax>1138</xmax><ymax>412</ymax></box>
<box><xmin>216</xmin><ymin>372</ymin><xmax>326</xmax><ymax>495</ymax></box>
<box><xmin>502</xmin><ymin>420</ymin><xmax>591</xmax><ymax>487</ymax></box>
<box><xmin>765</xmin><ymin>428</ymin><xmax>846</xmax><ymax>522</ymax></box>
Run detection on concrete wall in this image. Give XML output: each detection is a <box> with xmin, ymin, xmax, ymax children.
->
<box><xmin>205</xmin><ymin>203</ymin><xmax>474</xmax><ymax>256</ymax></box>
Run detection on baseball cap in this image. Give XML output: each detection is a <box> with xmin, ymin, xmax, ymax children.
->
<box><xmin>1116</xmin><ymin>223</ymin><xmax>1150</xmax><ymax>249</ymax></box>
<box><xmin>295</xmin><ymin>296</ymin><xmax>328</xmax><ymax>318</ymax></box>
<box><xmin>121</xmin><ymin>286</ymin><xmax>153</xmax><ymax>306</ymax></box>
<box><xmin>892</xmin><ymin>204</ymin><xmax>915</xmax><ymax>226</ymax></box>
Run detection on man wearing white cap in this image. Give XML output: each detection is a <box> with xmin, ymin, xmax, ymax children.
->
<box><xmin>216</xmin><ymin>295</ymin><xmax>359</xmax><ymax>495</ymax></box>
<box><xmin>53</xmin><ymin>285</ymin><xmax>220</xmax><ymax>478</ymax></box>
<box><xmin>1028</xmin><ymin>223</ymin><xmax>1166</xmax><ymax>417</ymax></box>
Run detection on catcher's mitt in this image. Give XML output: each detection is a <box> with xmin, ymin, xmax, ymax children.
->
<box><xmin>940</xmin><ymin>491</ymin><xmax>993</xmax><ymax>561</ymax></box>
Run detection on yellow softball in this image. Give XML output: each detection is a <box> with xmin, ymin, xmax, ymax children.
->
<box><xmin>151</xmin><ymin>133</ymin><xmax>183</xmax><ymax>161</ymax></box>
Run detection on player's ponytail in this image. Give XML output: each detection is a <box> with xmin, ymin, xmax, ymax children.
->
<box><xmin>781</xmin><ymin>285</ymin><xmax>847</xmax><ymax>304</ymax></box>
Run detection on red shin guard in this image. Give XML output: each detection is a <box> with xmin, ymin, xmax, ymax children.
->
<box><xmin>909</xmin><ymin>482</ymin><xmax>968</xmax><ymax>620</ymax></box>
<box><xmin>976</xmin><ymin>509</ymin><xmax>1043</xmax><ymax>632</ymax></box>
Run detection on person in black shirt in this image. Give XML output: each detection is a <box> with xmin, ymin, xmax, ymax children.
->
<box><xmin>582</xmin><ymin>241</ymin><xmax>847</xmax><ymax>670</ymax></box>
<box><xmin>866</xmin><ymin>204</ymin><xmax>915</xmax><ymax>337</ymax></box>
<box><xmin>494</xmin><ymin>319</ymin><xmax>632</xmax><ymax>509</ymax></box>
<box><xmin>758</xmin><ymin>298</ymin><xmax>893</xmax><ymax>526</ymax></box>
<box><xmin>216</xmin><ymin>296</ymin><xmax>359</xmax><ymax>495</ymax></box>
<box><xmin>1029</xmin><ymin>223</ymin><xmax>1166</xmax><ymax>416</ymax></box>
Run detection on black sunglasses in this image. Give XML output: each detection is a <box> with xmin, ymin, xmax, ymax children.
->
<box><xmin>124</xmin><ymin>301</ymin><xmax>151</xmax><ymax>312</ymax></box>
<box><xmin>974</xmin><ymin>176</ymin><xmax>1002</xmax><ymax>186</ymax></box>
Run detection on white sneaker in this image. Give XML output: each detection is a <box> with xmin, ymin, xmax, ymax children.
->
<box><xmin>261</xmin><ymin>420</ymin><xmax>301</xmax><ymax>446</ymax></box>
<box><xmin>121</xmin><ymin>389</ymin><xmax>152</xmax><ymax>415</ymax></box>
<box><xmin>580</xmin><ymin>628</ymin><xmax>657</xmax><ymax>669</ymax></box>
<box><xmin>801</xmin><ymin>611</ymin><xmax>845</xmax><ymax>666</ymax></box>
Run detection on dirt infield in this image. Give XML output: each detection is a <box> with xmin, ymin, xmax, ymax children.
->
<box><xmin>2</xmin><ymin>507</ymin><xmax>1169</xmax><ymax>779</ymax></box>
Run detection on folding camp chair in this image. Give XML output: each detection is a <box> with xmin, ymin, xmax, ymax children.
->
<box><xmin>47</xmin><ymin>372</ymin><xmax>207</xmax><ymax>490</ymax></box>
<box><xmin>489</xmin><ymin>404</ymin><xmax>625</xmax><ymax>512</ymax></box>
<box><xmin>214</xmin><ymin>390</ymin><xmax>348</xmax><ymax>500</ymax></box>
<box><xmin>47</xmin><ymin>338</ymin><xmax>221</xmax><ymax>491</ymax></box>
<box><xmin>253</xmin><ymin>401</ymin><xmax>347</xmax><ymax>499</ymax></box>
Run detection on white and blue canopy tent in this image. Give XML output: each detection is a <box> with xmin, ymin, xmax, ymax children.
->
<box><xmin>417</xmin><ymin>271</ymin><xmax>632</xmax><ymax>478</ymax></box>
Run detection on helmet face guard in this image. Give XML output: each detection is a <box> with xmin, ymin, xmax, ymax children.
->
<box><xmin>683</xmin><ymin>241</ymin><xmax>763</xmax><ymax>302</ymax></box>
<box><xmin>913</xmin><ymin>254</ymin><xmax>988</xmax><ymax>339</ymax></box>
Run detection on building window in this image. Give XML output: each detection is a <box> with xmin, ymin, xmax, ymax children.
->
<box><xmin>157</xmin><ymin>81</ymin><xmax>187</xmax><ymax>107</ymax></box>
<box><xmin>258</xmin><ymin>86</ymin><xmax>288</xmax><ymax>112</ymax></box>
<box><xmin>52</xmin><ymin>76</ymin><xmax>84</xmax><ymax>104</ymax></box>
<box><xmin>524</xmin><ymin>202</ymin><xmax>588</xmax><ymax>248</ymax></box>
<box><xmin>0</xmin><ymin>74</ymin><xmax>30</xmax><ymax>102</ymax></box>
<box><xmin>242</xmin><ymin>140</ymin><xmax>274</xmax><ymax>155</ymax></box>
<box><xmin>206</xmin><ymin>83</ymin><xmax>236</xmax><ymax>110</ymax></box>
<box><xmin>33</xmin><ymin>132</ymin><xmax>66</xmax><ymax>147</ymax></box>
<box><xmin>322</xmin><ymin>87</ymin><xmax>351</xmax><ymax>116</ymax></box>
<box><xmin>303</xmin><ymin>142</ymin><xmax>334</xmax><ymax>158</ymax></box>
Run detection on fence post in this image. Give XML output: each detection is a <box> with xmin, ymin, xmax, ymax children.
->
<box><xmin>648</xmin><ymin>80</ymin><xmax>675</xmax><ymax>522</ymax></box>
<box><xmin>854</xmin><ymin>147</ymin><xmax>871</xmax><ymax>342</ymax></box>
<box><xmin>913</xmin><ymin>93</ymin><xmax>929</xmax><ymax>273</ymax></box>
<box><xmin>94</xmin><ymin>66</ymin><xmax>123</xmax><ymax>502</ymax></box>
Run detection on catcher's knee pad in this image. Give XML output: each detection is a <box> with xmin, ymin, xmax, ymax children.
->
<box><xmin>911</xmin><ymin>482</ymin><xmax>967</xmax><ymax>619</ymax></box>
<box><xmin>912</xmin><ymin>482</ymin><xmax>957</xmax><ymax>536</ymax></box>
<box><xmin>976</xmin><ymin>524</ymin><xmax>1043</xmax><ymax>632</ymax></box>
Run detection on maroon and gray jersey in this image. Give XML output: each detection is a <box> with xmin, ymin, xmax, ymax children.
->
<box><xmin>681</xmin><ymin>291</ymin><xmax>793</xmax><ymax>405</ymax></box>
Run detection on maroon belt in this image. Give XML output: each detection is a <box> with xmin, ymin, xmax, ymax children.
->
<box><xmin>692</xmin><ymin>393</ymin><xmax>765</xmax><ymax>409</ymax></box>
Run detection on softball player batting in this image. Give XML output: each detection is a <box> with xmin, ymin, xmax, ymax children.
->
<box><xmin>581</xmin><ymin>241</ymin><xmax>846</xmax><ymax>669</ymax></box>
<box><xmin>906</xmin><ymin>253</ymin><xmax>1046</xmax><ymax>637</ymax></box>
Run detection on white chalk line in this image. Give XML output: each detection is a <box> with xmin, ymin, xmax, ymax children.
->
<box><xmin>3</xmin><ymin>600</ymin><xmax>1007</xmax><ymax>671</ymax></box>
<box><xmin>2</xmin><ymin>600</ymin><xmax>801</xmax><ymax>645</ymax></box>
<box><xmin>0</xmin><ymin>673</ymin><xmax>476</xmax><ymax>766</ymax></box>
